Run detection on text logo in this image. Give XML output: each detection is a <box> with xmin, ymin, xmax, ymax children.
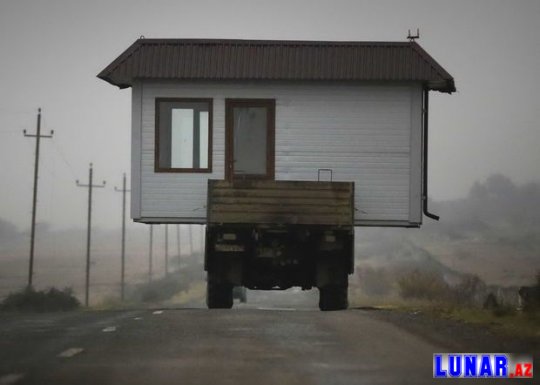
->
<box><xmin>433</xmin><ymin>353</ymin><xmax>533</xmax><ymax>379</ymax></box>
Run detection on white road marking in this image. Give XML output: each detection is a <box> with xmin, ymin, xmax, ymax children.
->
<box><xmin>256</xmin><ymin>307</ymin><xmax>297</xmax><ymax>311</ymax></box>
<box><xmin>152</xmin><ymin>310</ymin><xmax>164</xmax><ymax>315</ymax></box>
<box><xmin>133</xmin><ymin>317</ymin><xmax>143</xmax><ymax>320</ymax></box>
<box><xmin>57</xmin><ymin>348</ymin><xmax>84</xmax><ymax>358</ymax></box>
<box><xmin>0</xmin><ymin>373</ymin><xmax>25</xmax><ymax>385</ymax></box>
<box><xmin>102</xmin><ymin>326</ymin><xmax>117</xmax><ymax>332</ymax></box>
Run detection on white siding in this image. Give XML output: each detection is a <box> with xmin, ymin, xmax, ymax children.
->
<box><xmin>133</xmin><ymin>81</ymin><xmax>423</xmax><ymax>226</ymax></box>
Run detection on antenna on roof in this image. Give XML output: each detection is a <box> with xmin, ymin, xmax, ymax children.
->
<box><xmin>407</xmin><ymin>29</ymin><xmax>420</xmax><ymax>41</ymax></box>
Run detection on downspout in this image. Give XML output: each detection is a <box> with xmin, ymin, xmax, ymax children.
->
<box><xmin>422</xmin><ymin>89</ymin><xmax>440</xmax><ymax>221</ymax></box>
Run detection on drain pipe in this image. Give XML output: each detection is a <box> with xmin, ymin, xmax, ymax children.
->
<box><xmin>422</xmin><ymin>89</ymin><xmax>440</xmax><ymax>221</ymax></box>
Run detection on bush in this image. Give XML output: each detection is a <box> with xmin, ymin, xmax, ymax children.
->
<box><xmin>452</xmin><ymin>274</ymin><xmax>486</xmax><ymax>306</ymax></box>
<box><xmin>519</xmin><ymin>271</ymin><xmax>540</xmax><ymax>313</ymax></box>
<box><xmin>398</xmin><ymin>270</ymin><xmax>451</xmax><ymax>302</ymax></box>
<box><xmin>355</xmin><ymin>266</ymin><xmax>394</xmax><ymax>297</ymax></box>
<box><xmin>1</xmin><ymin>287</ymin><xmax>80</xmax><ymax>312</ymax></box>
<box><xmin>129</xmin><ymin>273</ymin><xmax>189</xmax><ymax>303</ymax></box>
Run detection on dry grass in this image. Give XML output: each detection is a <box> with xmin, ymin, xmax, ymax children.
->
<box><xmin>350</xmin><ymin>280</ymin><xmax>539</xmax><ymax>339</ymax></box>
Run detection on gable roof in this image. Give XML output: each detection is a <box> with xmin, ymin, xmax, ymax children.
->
<box><xmin>98</xmin><ymin>38</ymin><xmax>455</xmax><ymax>93</ymax></box>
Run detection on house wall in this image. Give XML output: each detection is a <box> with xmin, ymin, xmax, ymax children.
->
<box><xmin>131</xmin><ymin>80</ymin><xmax>423</xmax><ymax>227</ymax></box>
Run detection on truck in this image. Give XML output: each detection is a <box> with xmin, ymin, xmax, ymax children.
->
<box><xmin>98</xmin><ymin>38</ymin><xmax>455</xmax><ymax>310</ymax></box>
<box><xmin>206</xmin><ymin>179</ymin><xmax>354</xmax><ymax>310</ymax></box>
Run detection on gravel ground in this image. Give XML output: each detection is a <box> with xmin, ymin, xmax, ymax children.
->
<box><xmin>363</xmin><ymin>307</ymin><xmax>540</xmax><ymax>356</ymax></box>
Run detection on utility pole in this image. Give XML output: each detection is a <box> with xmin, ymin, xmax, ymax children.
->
<box><xmin>23</xmin><ymin>108</ymin><xmax>53</xmax><ymax>288</ymax></box>
<box><xmin>176</xmin><ymin>224</ymin><xmax>181</xmax><ymax>265</ymax></box>
<box><xmin>164</xmin><ymin>224</ymin><xmax>169</xmax><ymax>276</ymax></box>
<box><xmin>189</xmin><ymin>225</ymin><xmax>194</xmax><ymax>257</ymax></box>
<box><xmin>201</xmin><ymin>225</ymin><xmax>205</xmax><ymax>256</ymax></box>
<box><xmin>76</xmin><ymin>163</ymin><xmax>106</xmax><ymax>307</ymax></box>
<box><xmin>148</xmin><ymin>225</ymin><xmax>153</xmax><ymax>283</ymax></box>
<box><xmin>114</xmin><ymin>173</ymin><xmax>130</xmax><ymax>301</ymax></box>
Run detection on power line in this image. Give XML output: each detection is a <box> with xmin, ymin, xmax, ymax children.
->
<box><xmin>51</xmin><ymin>140</ymin><xmax>78</xmax><ymax>179</ymax></box>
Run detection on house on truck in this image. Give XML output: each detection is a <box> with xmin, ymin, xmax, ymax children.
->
<box><xmin>98</xmin><ymin>38</ymin><xmax>455</xmax><ymax>310</ymax></box>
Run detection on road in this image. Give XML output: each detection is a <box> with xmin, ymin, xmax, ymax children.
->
<box><xmin>0</xmin><ymin>304</ymin><xmax>526</xmax><ymax>385</ymax></box>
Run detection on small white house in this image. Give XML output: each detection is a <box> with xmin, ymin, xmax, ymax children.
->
<box><xmin>98</xmin><ymin>38</ymin><xmax>455</xmax><ymax>228</ymax></box>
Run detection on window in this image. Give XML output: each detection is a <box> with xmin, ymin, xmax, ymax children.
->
<box><xmin>155</xmin><ymin>98</ymin><xmax>212</xmax><ymax>172</ymax></box>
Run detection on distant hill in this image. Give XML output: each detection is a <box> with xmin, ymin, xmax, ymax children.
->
<box><xmin>355</xmin><ymin>174</ymin><xmax>540</xmax><ymax>287</ymax></box>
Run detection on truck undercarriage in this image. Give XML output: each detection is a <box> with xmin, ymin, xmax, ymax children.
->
<box><xmin>205</xmin><ymin>179</ymin><xmax>355</xmax><ymax>311</ymax></box>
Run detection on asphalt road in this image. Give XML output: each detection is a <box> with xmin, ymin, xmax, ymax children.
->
<box><xmin>0</xmin><ymin>305</ymin><xmax>525</xmax><ymax>385</ymax></box>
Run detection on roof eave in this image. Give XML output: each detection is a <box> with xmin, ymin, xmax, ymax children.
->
<box><xmin>97</xmin><ymin>39</ymin><xmax>143</xmax><ymax>88</ymax></box>
<box><xmin>428</xmin><ymin>79</ymin><xmax>456</xmax><ymax>93</ymax></box>
<box><xmin>96</xmin><ymin>74</ymin><xmax>130</xmax><ymax>89</ymax></box>
<box><xmin>99</xmin><ymin>76</ymin><xmax>456</xmax><ymax>92</ymax></box>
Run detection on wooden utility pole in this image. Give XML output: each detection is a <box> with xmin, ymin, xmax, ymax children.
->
<box><xmin>148</xmin><ymin>225</ymin><xmax>153</xmax><ymax>282</ymax></box>
<box><xmin>164</xmin><ymin>224</ymin><xmax>169</xmax><ymax>276</ymax></box>
<box><xmin>23</xmin><ymin>108</ymin><xmax>53</xmax><ymax>287</ymax></box>
<box><xmin>176</xmin><ymin>224</ymin><xmax>181</xmax><ymax>266</ymax></box>
<box><xmin>114</xmin><ymin>173</ymin><xmax>130</xmax><ymax>301</ymax></box>
<box><xmin>76</xmin><ymin>163</ymin><xmax>106</xmax><ymax>306</ymax></box>
<box><xmin>201</xmin><ymin>225</ymin><xmax>205</xmax><ymax>256</ymax></box>
<box><xmin>189</xmin><ymin>225</ymin><xmax>194</xmax><ymax>257</ymax></box>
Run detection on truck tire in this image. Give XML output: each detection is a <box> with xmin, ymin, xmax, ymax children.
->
<box><xmin>319</xmin><ymin>285</ymin><xmax>348</xmax><ymax>311</ymax></box>
<box><xmin>206</xmin><ymin>274</ymin><xmax>233</xmax><ymax>309</ymax></box>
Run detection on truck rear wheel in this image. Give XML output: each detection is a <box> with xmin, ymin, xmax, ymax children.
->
<box><xmin>319</xmin><ymin>285</ymin><xmax>348</xmax><ymax>311</ymax></box>
<box><xmin>206</xmin><ymin>274</ymin><xmax>233</xmax><ymax>309</ymax></box>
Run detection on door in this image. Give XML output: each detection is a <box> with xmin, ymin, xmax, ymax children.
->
<box><xmin>225</xmin><ymin>99</ymin><xmax>275</xmax><ymax>180</ymax></box>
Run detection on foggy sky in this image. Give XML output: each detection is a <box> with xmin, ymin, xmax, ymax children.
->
<box><xmin>1</xmin><ymin>0</ymin><xmax>539</xmax><ymax>231</ymax></box>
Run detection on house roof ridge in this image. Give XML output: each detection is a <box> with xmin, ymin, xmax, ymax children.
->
<box><xmin>134</xmin><ymin>38</ymin><xmax>413</xmax><ymax>46</ymax></box>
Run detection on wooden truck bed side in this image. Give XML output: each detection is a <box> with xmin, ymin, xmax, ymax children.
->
<box><xmin>207</xmin><ymin>180</ymin><xmax>354</xmax><ymax>226</ymax></box>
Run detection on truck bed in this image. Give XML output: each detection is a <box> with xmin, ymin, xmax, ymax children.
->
<box><xmin>207</xmin><ymin>180</ymin><xmax>354</xmax><ymax>226</ymax></box>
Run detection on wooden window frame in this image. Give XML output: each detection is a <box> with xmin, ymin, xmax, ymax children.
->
<box><xmin>225</xmin><ymin>99</ymin><xmax>275</xmax><ymax>181</ymax></box>
<box><xmin>154</xmin><ymin>97</ymin><xmax>213</xmax><ymax>173</ymax></box>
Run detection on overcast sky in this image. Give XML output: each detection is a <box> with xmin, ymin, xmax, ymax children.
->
<box><xmin>0</xmin><ymin>0</ymin><xmax>539</xmax><ymax>231</ymax></box>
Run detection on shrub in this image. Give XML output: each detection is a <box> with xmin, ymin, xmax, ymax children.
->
<box><xmin>398</xmin><ymin>270</ymin><xmax>451</xmax><ymax>302</ymax></box>
<box><xmin>355</xmin><ymin>266</ymin><xmax>394</xmax><ymax>297</ymax></box>
<box><xmin>1</xmin><ymin>287</ymin><xmax>80</xmax><ymax>312</ymax></box>
<box><xmin>519</xmin><ymin>270</ymin><xmax>540</xmax><ymax>313</ymax></box>
<box><xmin>129</xmin><ymin>273</ymin><xmax>189</xmax><ymax>303</ymax></box>
<box><xmin>453</xmin><ymin>274</ymin><xmax>486</xmax><ymax>306</ymax></box>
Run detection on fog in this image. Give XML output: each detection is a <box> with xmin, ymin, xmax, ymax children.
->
<box><xmin>1</xmin><ymin>1</ymin><xmax>539</xmax><ymax>303</ymax></box>
<box><xmin>1</xmin><ymin>0</ymin><xmax>539</xmax><ymax>231</ymax></box>
<box><xmin>1</xmin><ymin>174</ymin><xmax>538</xmax><ymax>304</ymax></box>
<box><xmin>0</xmin><ymin>221</ymin><xmax>206</xmax><ymax>302</ymax></box>
<box><xmin>356</xmin><ymin>174</ymin><xmax>540</xmax><ymax>283</ymax></box>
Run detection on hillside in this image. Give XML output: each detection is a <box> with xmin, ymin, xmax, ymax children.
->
<box><xmin>355</xmin><ymin>174</ymin><xmax>540</xmax><ymax>287</ymax></box>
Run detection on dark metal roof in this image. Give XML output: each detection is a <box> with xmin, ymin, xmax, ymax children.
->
<box><xmin>98</xmin><ymin>38</ymin><xmax>455</xmax><ymax>93</ymax></box>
